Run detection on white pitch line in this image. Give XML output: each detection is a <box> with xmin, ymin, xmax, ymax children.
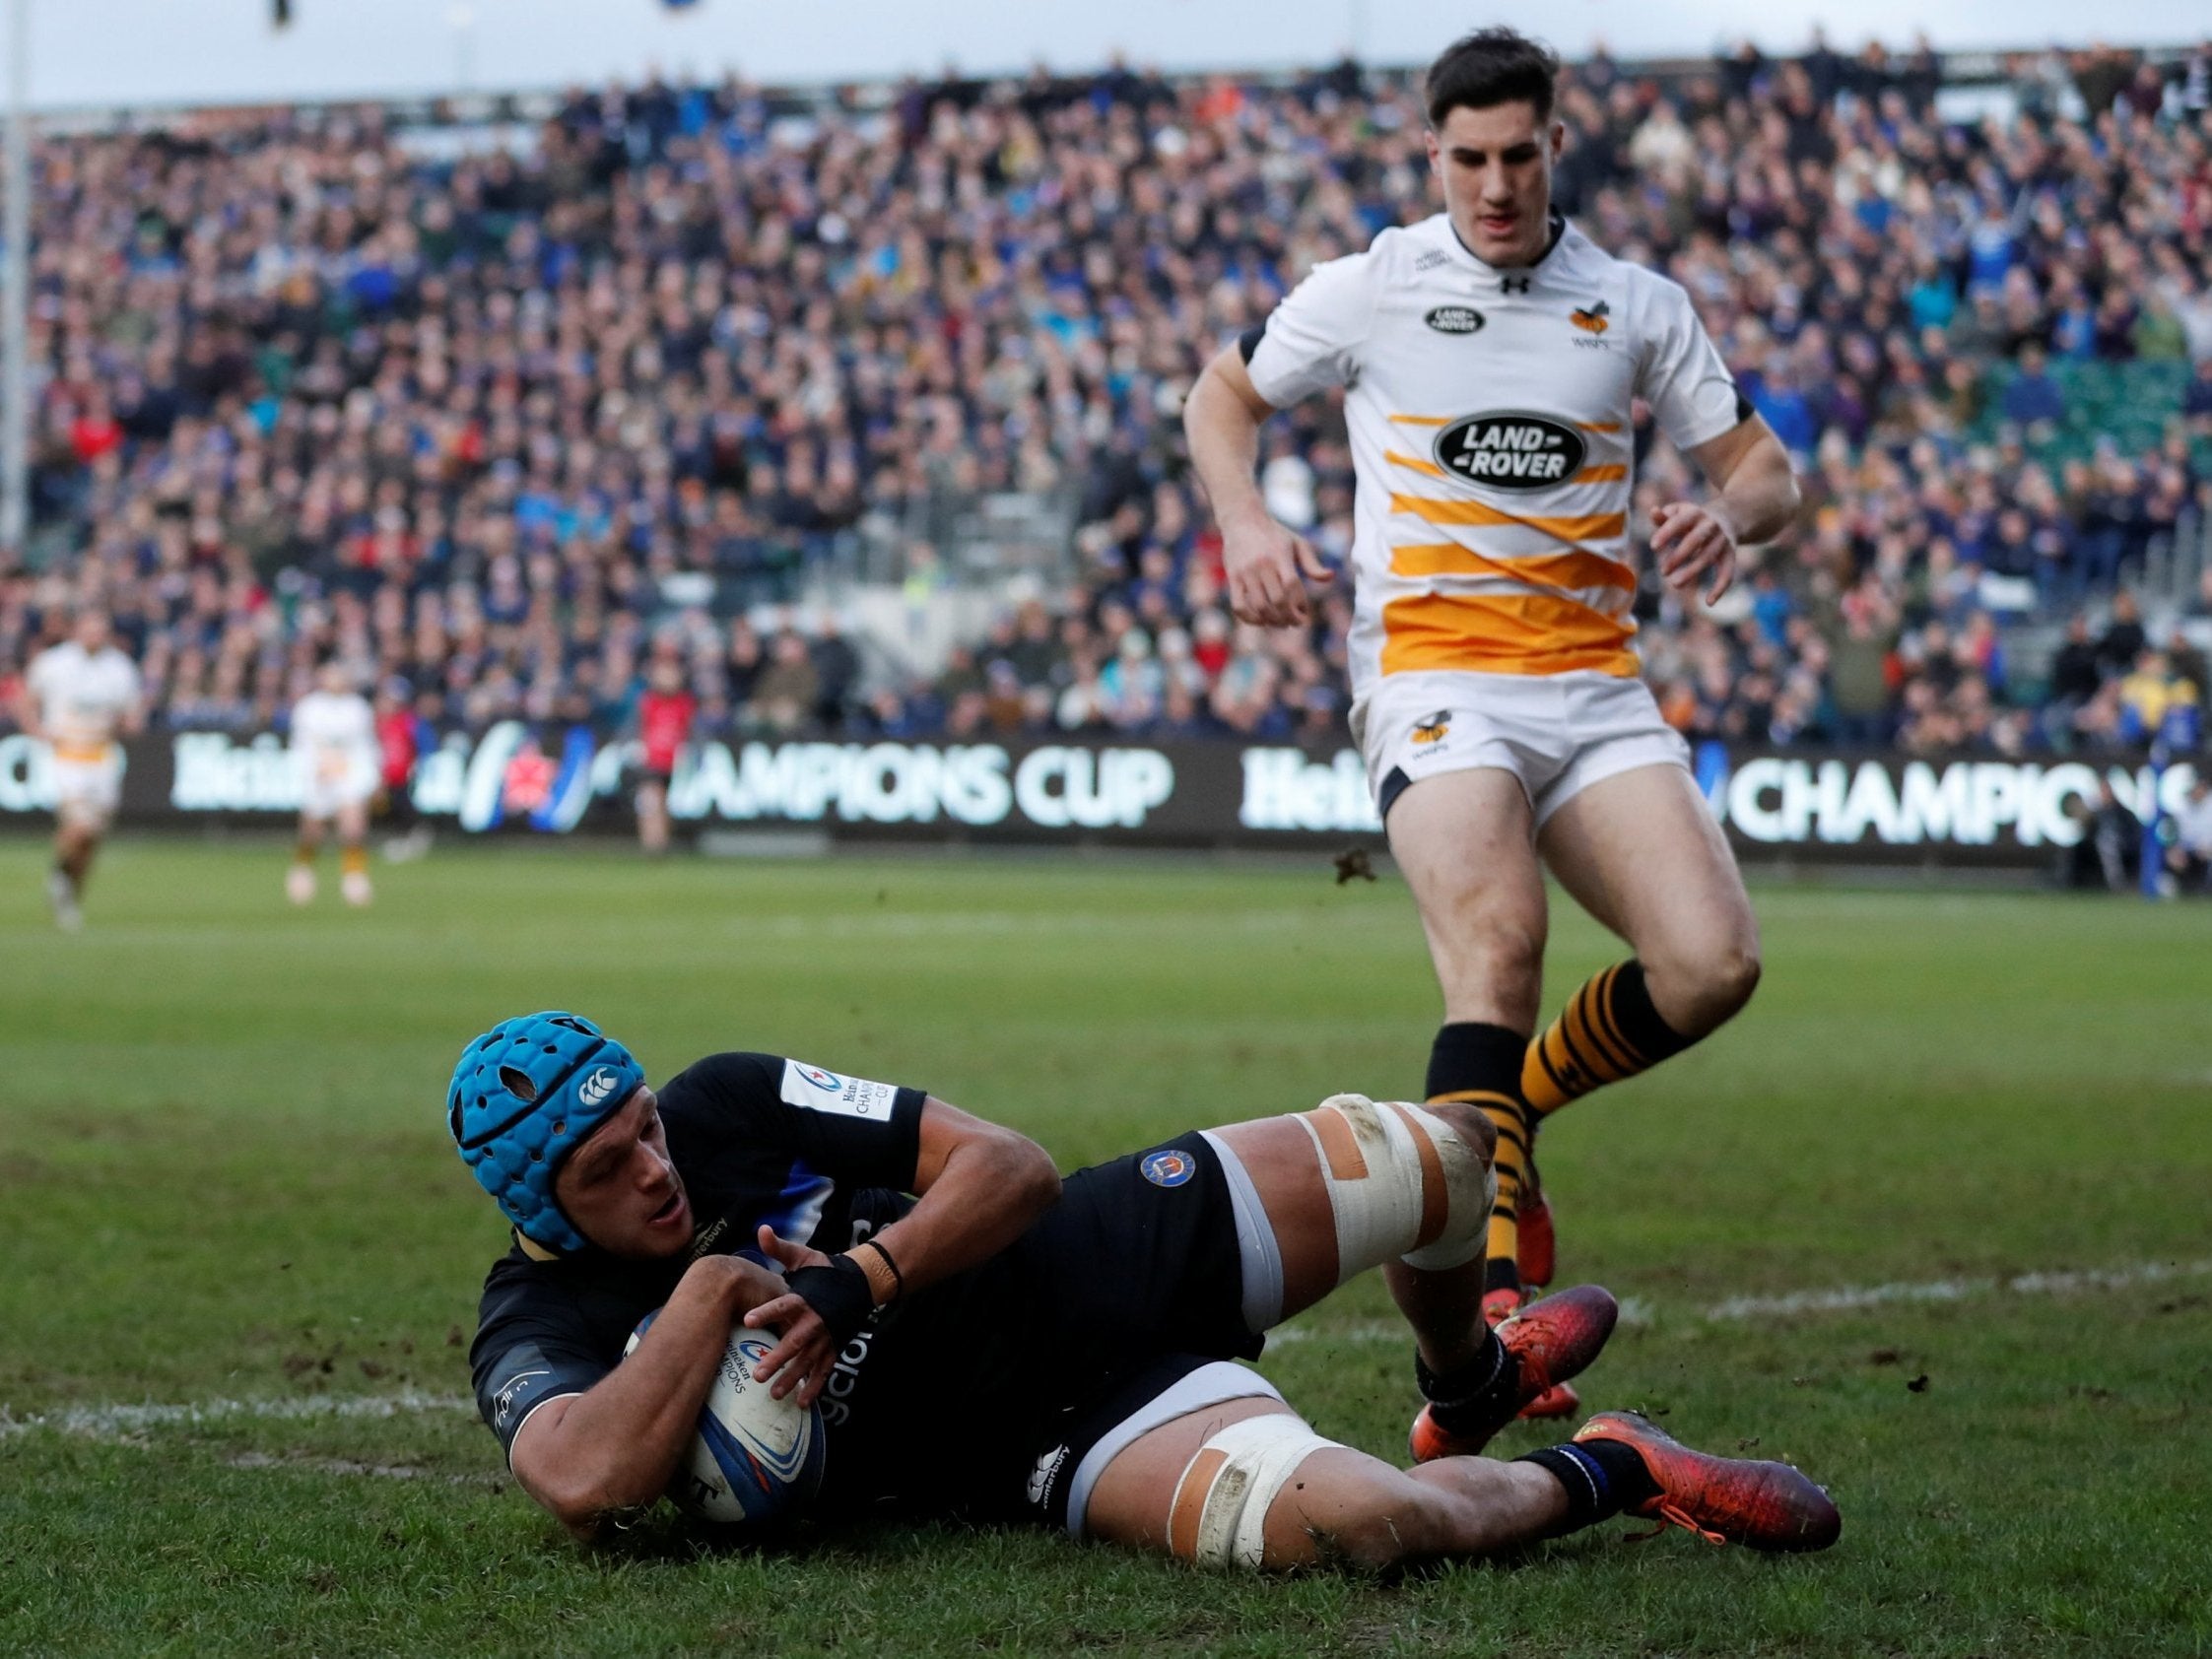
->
<box><xmin>7</xmin><ymin>1257</ymin><xmax>2207</xmax><ymax>1446</ymax></box>
<box><xmin>1268</xmin><ymin>1255</ymin><xmax>2212</xmax><ymax>1347</ymax></box>
<box><xmin>1700</xmin><ymin>1257</ymin><xmax>2212</xmax><ymax>1321</ymax></box>
<box><xmin>0</xmin><ymin>1388</ymin><xmax>472</xmax><ymax>1443</ymax></box>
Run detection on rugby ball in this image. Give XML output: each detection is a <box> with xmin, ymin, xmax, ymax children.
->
<box><xmin>627</xmin><ymin>1311</ymin><xmax>827</xmax><ymax>1525</ymax></box>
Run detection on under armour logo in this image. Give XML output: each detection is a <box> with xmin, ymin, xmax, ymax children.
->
<box><xmin>577</xmin><ymin>1069</ymin><xmax>620</xmax><ymax>1107</ymax></box>
<box><xmin>1501</xmin><ymin>276</ymin><xmax>1531</xmax><ymax>295</ymax></box>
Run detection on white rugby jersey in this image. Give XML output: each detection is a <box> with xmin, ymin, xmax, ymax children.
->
<box><xmin>26</xmin><ymin>641</ymin><xmax>142</xmax><ymax>762</ymax></box>
<box><xmin>1244</xmin><ymin>213</ymin><xmax>1746</xmax><ymax>697</ymax></box>
<box><xmin>290</xmin><ymin>689</ymin><xmax>378</xmax><ymax>790</ymax></box>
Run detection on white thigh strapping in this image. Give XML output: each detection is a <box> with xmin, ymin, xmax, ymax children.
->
<box><xmin>1295</xmin><ymin>1095</ymin><xmax>1492</xmax><ymax>1279</ymax></box>
<box><xmin>1063</xmin><ymin>1360</ymin><xmax>1282</xmax><ymax>1539</ymax></box>
<box><xmin>1168</xmin><ymin>1415</ymin><xmax>1340</xmax><ymax>1569</ymax></box>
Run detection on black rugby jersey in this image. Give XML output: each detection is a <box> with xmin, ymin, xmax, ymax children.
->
<box><xmin>469</xmin><ymin>1057</ymin><xmax>1258</xmax><ymax>1523</ymax></box>
<box><xmin>469</xmin><ymin>1051</ymin><xmax>924</xmax><ymax>1487</ymax></box>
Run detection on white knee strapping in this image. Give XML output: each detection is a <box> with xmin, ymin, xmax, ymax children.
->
<box><xmin>1167</xmin><ymin>1416</ymin><xmax>1340</xmax><ymax>1570</ymax></box>
<box><xmin>1295</xmin><ymin>1094</ymin><xmax>1494</xmax><ymax>1279</ymax></box>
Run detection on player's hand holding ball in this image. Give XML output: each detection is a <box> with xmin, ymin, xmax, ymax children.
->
<box><xmin>743</xmin><ymin>1225</ymin><xmax>876</xmax><ymax>1408</ymax></box>
<box><xmin>625</xmin><ymin>1298</ymin><xmax>828</xmax><ymax>1527</ymax></box>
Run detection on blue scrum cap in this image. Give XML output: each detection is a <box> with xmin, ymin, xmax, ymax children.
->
<box><xmin>447</xmin><ymin>1011</ymin><xmax>647</xmax><ymax>1255</ymax></box>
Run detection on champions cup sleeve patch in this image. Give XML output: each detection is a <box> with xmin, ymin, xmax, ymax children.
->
<box><xmin>1141</xmin><ymin>1150</ymin><xmax>1196</xmax><ymax>1188</ymax></box>
<box><xmin>779</xmin><ymin>1060</ymin><xmax>901</xmax><ymax>1121</ymax></box>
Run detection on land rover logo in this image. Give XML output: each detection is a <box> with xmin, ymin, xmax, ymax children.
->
<box><xmin>1424</xmin><ymin>305</ymin><xmax>1485</xmax><ymax>335</ymax></box>
<box><xmin>1432</xmin><ymin>412</ymin><xmax>1585</xmax><ymax>492</ymax></box>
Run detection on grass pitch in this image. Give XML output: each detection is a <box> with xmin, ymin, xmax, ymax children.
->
<box><xmin>1</xmin><ymin>838</ymin><xmax>2208</xmax><ymax>1657</ymax></box>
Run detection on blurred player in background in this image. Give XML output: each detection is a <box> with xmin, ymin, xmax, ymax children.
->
<box><xmin>631</xmin><ymin>655</ymin><xmax>698</xmax><ymax>856</ymax></box>
<box><xmin>373</xmin><ymin>677</ymin><xmax>434</xmax><ymax>863</ymax></box>
<box><xmin>287</xmin><ymin>660</ymin><xmax>380</xmax><ymax>907</ymax></box>
<box><xmin>2165</xmin><ymin>774</ymin><xmax>2212</xmax><ymax>896</ymax></box>
<box><xmin>18</xmin><ymin>609</ymin><xmax>143</xmax><ymax>931</ymax></box>
<box><xmin>1184</xmin><ymin>27</ymin><xmax>1802</xmax><ymax>1419</ymax></box>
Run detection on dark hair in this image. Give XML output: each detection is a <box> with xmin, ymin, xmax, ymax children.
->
<box><xmin>1425</xmin><ymin>28</ymin><xmax>1561</xmax><ymax>128</ymax></box>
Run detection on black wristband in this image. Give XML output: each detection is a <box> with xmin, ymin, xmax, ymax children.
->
<box><xmin>785</xmin><ymin>1255</ymin><xmax>875</xmax><ymax>1347</ymax></box>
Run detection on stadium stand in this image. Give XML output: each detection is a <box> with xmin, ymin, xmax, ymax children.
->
<box><xmin>0</xmin><ymin>36</ymin><xmax>2208</xmax><ymax>758</ymax></box>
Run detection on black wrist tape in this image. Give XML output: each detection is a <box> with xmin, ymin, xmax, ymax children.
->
<box><xmin>786</xmin><ymin>1255</ymin><xmax>875</xmax><ymax>1346</ymax></box>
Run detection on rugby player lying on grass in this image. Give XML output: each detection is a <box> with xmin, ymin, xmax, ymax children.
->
<box><xmin>455</xmin><ymin>1013</ymin><xmax>1840</xmax><ymax>1568</ymax></box>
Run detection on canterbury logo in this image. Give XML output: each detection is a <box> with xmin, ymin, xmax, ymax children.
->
<box><xmin>1412</xmin><ymin>711</ymin><xmax>1450</xmax><ymax>745</ymax></box>
<box><xmin>1570</xmin><ymin>301</ymin><xmax>1610</xmax><ymax>335</ymax></box>
<box><xmin>577</xmin><ymin>1069</ymin><xmax>621</xmax><ymax>1107</ymax></box>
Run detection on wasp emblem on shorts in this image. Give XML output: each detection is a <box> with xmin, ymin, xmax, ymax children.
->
<box><xmin>1569</xmin><ymin>300</ymin><xmax>1611</xmax><ymax>336</ymax></box>
<box><xmin>1141</xmin><ymin>1150</ymin><xmax>1195</xmax><ymax>1188</ymax></box>
<box><xmin>1412</xmin><ymin>711</ymin><xmax>1451</xmax><ymax>746</ymax></box>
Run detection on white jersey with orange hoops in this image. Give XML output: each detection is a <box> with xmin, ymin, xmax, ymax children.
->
<box><xmin>28</xmin><ymin>640</ymin><xmax>141</xmax><ymax>763</ymax></box>
<box><xmin>27</xmin><ymin>640</ymin><xmax>141</xmax><ymax>821</ymax></box>
<box><xmin>290</xmin><ymin>688</ymin><xmax>380</xmax><ymax>817</ymax></box>
<box><xmin>1244</xmin><ymin>212</ymin><xmax>1745</xmax><ymax>697</ymax></box>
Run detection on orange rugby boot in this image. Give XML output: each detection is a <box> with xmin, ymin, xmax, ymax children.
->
<box><xmin>1573</xmin><ymin>1411</ymin><xmax>1842</xmax><ymax>1552</ymax></box>
<box><xmin>1483</xmin><ymin>1278</ymin><xmax>1579</xmax><ymax>1421</ymax></box>
<box><xmin>1517</xmin><ymin>1379</ymin><xmax>1581</xmax><ymax>1419</ymax></box>
<box><xmin>1410</xmin><ymin>1284</ymin><xmax>1618</xmax><ymax>1461</ymax></box>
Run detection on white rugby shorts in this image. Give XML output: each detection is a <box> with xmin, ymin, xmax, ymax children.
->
<box><xmin>301</xmin><ymin>776</ymin><xmax>376</xmax><ymax>820</ymax></box>
<box><xmin>1352</xmin><ymin>669</ymin><xmax>1690</xmax><ymax>830</ymax></box>
<box><xmin>50</xmin><ymin>753</ymin><xmax>123</xmax><ymax>823</ymax></box>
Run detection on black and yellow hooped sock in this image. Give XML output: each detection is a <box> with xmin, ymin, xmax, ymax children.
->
<box><xmin>341</xmin><ymin>845</ymin><xmax>369</xmax><ymax>878</ymax></box>
<box><xmin>1522</xmin><ymin>960</ymin><xmax>1696</xmax><ymax>1116</ymax></box>
<box><xmin>1426</xmin><ymin>1021</ymin><xmax>1533</xmax><ymax>1297</ymax></box>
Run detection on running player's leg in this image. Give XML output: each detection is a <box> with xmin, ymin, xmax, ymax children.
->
<box><xmin>289</xmin><ymin>811</ymin><xmax>325</xmax><ymax>904</ymax></box>
<box><xmin>1530</xmin><ymin>762</ymin><xmax>1761</xmax><ymax>1116</ymax></box>
<box><xmin>1390</xmin><ymin>767</ymin><xmax>1548</xmax><ymax>1033</ymax></box>
<box><xmin>48</xmin><ymin>809</ymin><xmax>94</xmax><ymax>929</ymax></box>
<box><xmin>636</xmin><ymin>776</ymin><xmax>671</xmax><ymax>855</ymax></box>
<box><xmin>335</xmin><ymin>797</ymin><xmax>373</xmax><ymax>906</ymax></box>
<box><xmin>1387</xmin><ymin>767</ymin><xmax>1548</xmax><ymax>1319</ymax></box>
<box><xmin>48</xmin><ymin>758</ymin><xmax>126</xmax><ymax>926</ymax></box>
<box><xmin>69</xmin><ymin>823</ymin><xmax>100</xmax><ymax>893</ymax></box>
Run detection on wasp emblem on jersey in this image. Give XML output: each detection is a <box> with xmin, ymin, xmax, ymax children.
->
<box><xmin>1570</xmin><ymin>300</ymin><xmax>1611</xmax><ymax>336</ymax></box>
<box><xmin>1412</xmin><ymin>711</ymin><xmax>1451</xmax><ymax>746</ymax></box>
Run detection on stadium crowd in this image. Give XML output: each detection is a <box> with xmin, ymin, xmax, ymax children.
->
<box><xmin>1</xmin><ymin>34</ymin><xmax>2209</xmax><ymax>760</ymax></box>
